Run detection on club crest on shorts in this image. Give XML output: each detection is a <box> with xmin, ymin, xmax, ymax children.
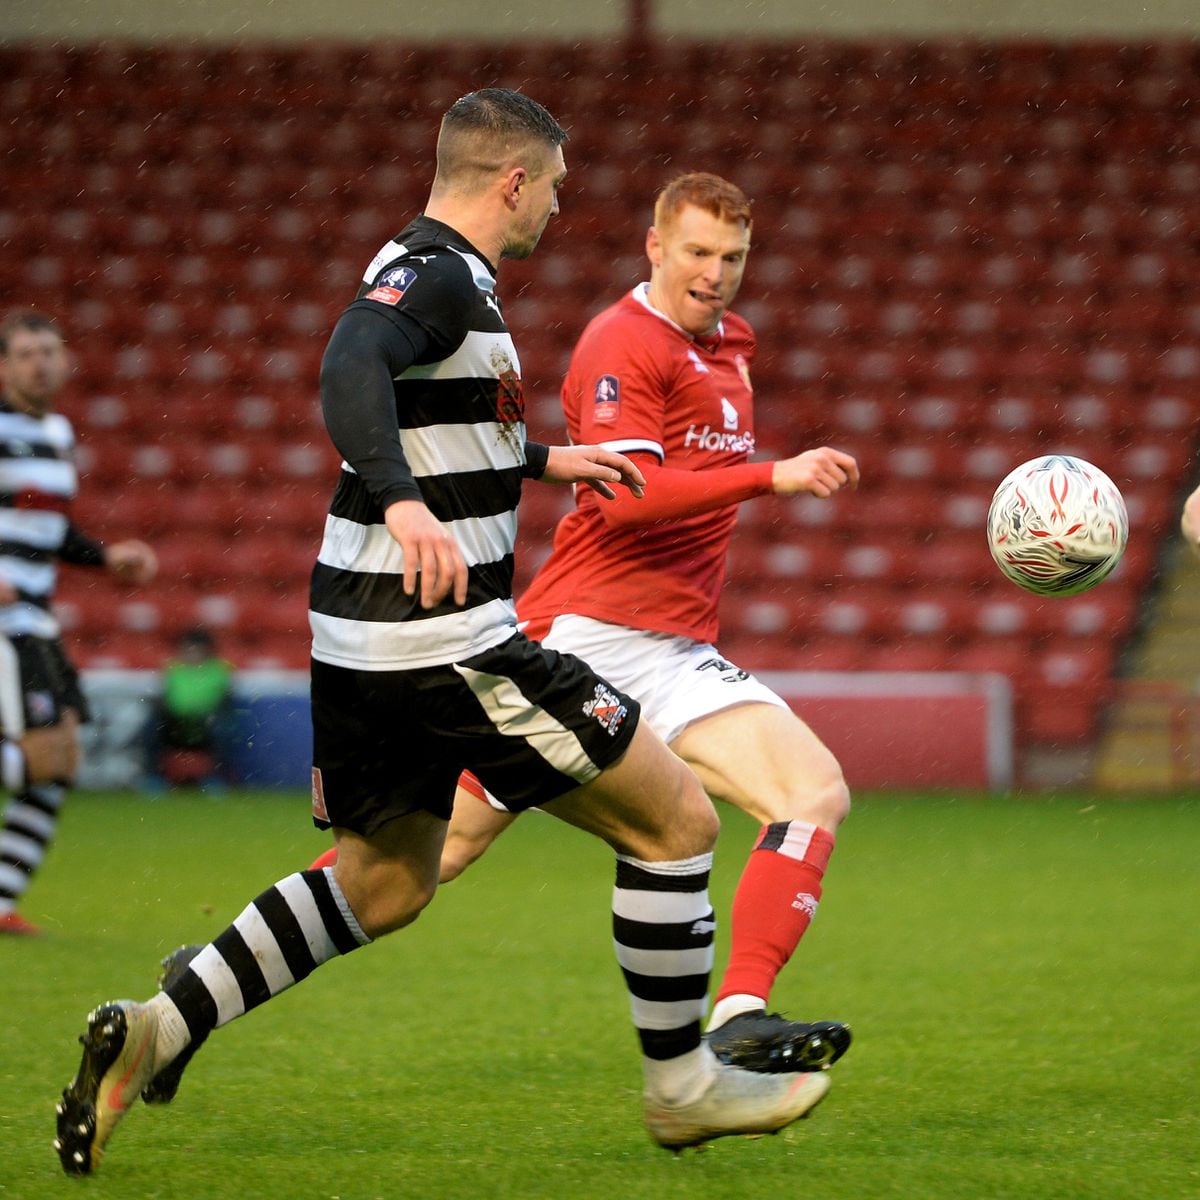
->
<box><xmin>593</xmin><ymin>375</ymin><xmax>620</xmax><ymax>424</ymax></box>
<box><xmin>583</xmin><ymin>682</ymin><xmax>628</xmax><ymax>735</ymax></box>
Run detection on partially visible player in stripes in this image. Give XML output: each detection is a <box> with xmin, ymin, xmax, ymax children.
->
<box><xmin>55</xmin><ymin>90</ymin><xmax>830</xmax><ymax>1177</ymax></box>
<box><xmin>0</xmin><ymin>312</ymin><xmax>156</xmax><ymax>937</ymax></box>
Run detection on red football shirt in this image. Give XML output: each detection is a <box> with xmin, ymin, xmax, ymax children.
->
<box><xmin>519</xmin><ymin>285</ymin><xmax>771</xmax><ymax>643</ymax></box>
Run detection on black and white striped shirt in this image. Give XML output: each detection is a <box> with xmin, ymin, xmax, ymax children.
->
<box><xmin>0</xmin><ymin>400</ymin><xmax>97</xmax><ymax>638</ymax></box>
<box><xmin>309</xmin><ymin>217</ymin><xmax>534</xmax><ymax>671</ymax></box>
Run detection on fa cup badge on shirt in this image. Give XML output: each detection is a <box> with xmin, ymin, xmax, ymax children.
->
<box><xmin>593</xmin><ymin>375</ymin><xmax>620</xmax><ymax>424</ymax></box>
<box><xmin>365</xmin><ymin>265</ymin><xmax>417</xmax><ymax>306</ymax></box>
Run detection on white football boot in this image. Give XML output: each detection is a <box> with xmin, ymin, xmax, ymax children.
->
<box><xmin>644</xmin><ymin>1056</ymin><xmax>831</xmax><ymax>1151</ymax></box>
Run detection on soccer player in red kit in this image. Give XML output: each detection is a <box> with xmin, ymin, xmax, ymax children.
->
<box><xmin>303</xmin><ymin>172</ymin><xmax>859</xmax><ymax>1070</ymax></box>
<box><xmin>451</xmin><ymin>171</ymin><xmax>859</xmax><ymax>1068</ymax></box>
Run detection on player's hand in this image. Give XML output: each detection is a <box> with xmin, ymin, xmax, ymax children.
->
<box><xmin>1182</xmin><ymin>483</ymin><xmax>1200</xmax><ymax>561</ymax></box>
<box><xmin>384</xmin><ymin>499</ymin><xmax>469</xmax><ymax>609</ymax></box>
<box><xmin>0</xmin><ymin>579</ymin><xmax>17</xmax><ymax>604</ymax></box>
<box><xmin>542</xmin><ymin>445</ymin><xmax>646</xmax><ymax>500</ymax></box>
<box><xmin>105</xmin><ymin>540</ymin><xmax>158</xmax><ymax>585</ymax></box>
<box><xmin>771</xmin><ymin>447</ymin><xmax>860</xmax><ymax>498</ymax></box>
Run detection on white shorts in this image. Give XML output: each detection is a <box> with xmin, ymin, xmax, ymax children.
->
<box><xmin>475</xmin><ymin>615</ymin><xmax>788</xmax><ymax>813</ymax></box>
<box><xmin>544</xmin><ymin>614</ymin><xmax>788</xmax><ymax>745</ymax></box>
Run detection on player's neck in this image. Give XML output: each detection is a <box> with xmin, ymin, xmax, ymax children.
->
<box><xmin>1</xmin><ymin>389</ymin><xmax>49</xmax><ymax>417</ymax></box>
<box><xmin>642</xmin><ymin>282</ymin><xmax>720</xmax><ymax>343</ymax></box>
<box><xmin>422</xmin><ymin>199</ymin><xmax>502</xmax><ymax>272</ymax></box>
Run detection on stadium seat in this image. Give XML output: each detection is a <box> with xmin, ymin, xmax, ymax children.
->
<box><xmin>869</xmin><ymin>642</ymin><xmax>957</xmax><ymax>673</ymax></box>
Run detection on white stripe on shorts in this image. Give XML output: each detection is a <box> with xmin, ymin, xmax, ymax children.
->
<box><xmin>452</xmin><ymin>663</ymin><xmax>596</xmax><ymax>783</ymax></box>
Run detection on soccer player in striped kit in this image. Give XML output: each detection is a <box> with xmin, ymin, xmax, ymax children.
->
<box><xmin>0</xmin><ymin>312</ymin><xmax>156</xmax><ymax>937</ymax></box>
<box><xmin>55</xmin><ymin>92</ymin><xmax>829</xmax><ymax>1176</ymax></box>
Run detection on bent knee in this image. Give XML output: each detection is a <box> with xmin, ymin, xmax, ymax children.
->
<box><xmin>358</xmin><ymin>886</ymin><xmax>437</xmax><ymax>939</ymax></box>
<box><xmin>666</xmin><ymin>768</ymin><xmax>720</xmax><ymax>859</ymax></box>
<box><xmin>767</xmin><ymin>767</ymin><xmax>851</xmax><ymax>831</ymax></box>
<box><xmin>816</xmin><ymin>774</ymin><xmax>852</xmax><ymax>829</ymax></box>
<box><xmin>438</xmin><ymin>834</ymin><xmax>483</xmax><ymax>884</ymax></box>
<box><xmin>337</xmin><ymin>872</ymin><xmax>438</xmax><ymax>940</ymax></box>
<box><xmin>438</xmin><ymin>852</ymin><xmax>466</xmax><ymax>885</ymax></box>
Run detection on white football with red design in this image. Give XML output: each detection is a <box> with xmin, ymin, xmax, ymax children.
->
<box><xmin>987</xmin><ymin>454</ymin><xmax>1128</xmax><ymax>596</ymax></box>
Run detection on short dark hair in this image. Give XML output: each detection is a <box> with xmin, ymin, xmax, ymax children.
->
<box><xmin>442</xmin><ymin>88</ymin><xmax>567</xmax><ymax>150</ymax></box>
<box><xmin>435</xmin><ymin>88</ymin><xmax>567</xmax><ymax>187</ymax></box>
<box><xmin>0</xmin><ymin>310</ymin><xmax>62</xmax><ymax>355</ymax></box>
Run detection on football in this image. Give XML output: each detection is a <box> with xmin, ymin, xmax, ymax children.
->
<box><xmin>987</xmin><ymin>454</ymin><xmax>1128</xmax><ymax>596</ymax></box>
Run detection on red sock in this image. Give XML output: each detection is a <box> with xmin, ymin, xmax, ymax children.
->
<box><xmin>309</xmin><ymin>847</ymin><xmax>338</xmax><ymax>870</ymax></box>
<box><xmin>715</xmin><ymin>821</ymin><xmax>836</xmax><ymax>1006</ymax></box>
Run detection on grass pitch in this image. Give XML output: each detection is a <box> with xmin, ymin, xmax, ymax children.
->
<box><xmin>1</xmin><ymin>789</ymin><xmax>1197</xmax><ymax>1199</ymax></box>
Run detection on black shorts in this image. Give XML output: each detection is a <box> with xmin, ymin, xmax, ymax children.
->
<box><xmin>0</xmin><ymin>633</ymin><xmax>89</xmax><ymax>733</ymax></box>
<box><xmin>310</xmin><ymin>632</ymin><xmax>640</xmax><ymax>836</ymax></box>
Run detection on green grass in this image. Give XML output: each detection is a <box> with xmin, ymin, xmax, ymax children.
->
<box><xmin>2</xmin><ymin>790</ymin><xmax>1198</xmax><ymax>1199</ymax></box>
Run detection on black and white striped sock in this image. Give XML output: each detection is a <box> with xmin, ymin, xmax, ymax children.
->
<box><xmin>612</xmin><ymin>851</ymin><xmax>716</xmax><ymax>1105</ymax></box>
<box><xmin>149</xmin><ymin>868</ymin><xmax>370</xmax><ymax>1068</ymax></box>
<box><xmin>0</xmin><ymin>783</ymin><xmax>65</xmax><ymax>916</ymax></box>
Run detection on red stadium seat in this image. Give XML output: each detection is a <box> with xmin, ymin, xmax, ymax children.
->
<box><xmin>953</xmin><ymin>641</ymin><xmax>1033</xmax><ymax>683</ymax></box>
<box><xmin>972</xmin><ymin>594</ymin><xmax>1050</xmax><ymax>639</ymax></box>
<box><xmin>920</xmin><ymin>536</ymin><xmax>993</xmax><ymax>587</ymax></box>
<box><xmin>869</xmin><ymin>642</ymin><xmax>956</xmax><ymax>673</ymax></box>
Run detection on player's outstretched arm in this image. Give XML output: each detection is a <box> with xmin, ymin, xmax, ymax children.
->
<box><xmin>770</xmin><ymin>447</ymin><xmax>860</xmax><ymax>498</ymax></box>
<box><xmin>1182</xmin><ymin>482</ymin><xmax>1200</xmax><ymax>560</ymax></box>
<box><xmin>586</xmin><ymin>447</ymin><xmax>856</xmax><ymax>531</ymax></box>
<box><xmin>540</xmin><ymin>444</ymin><xmax>646</xmax><ymax>501</ymax></box>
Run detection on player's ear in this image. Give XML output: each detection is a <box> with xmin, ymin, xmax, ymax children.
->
<box><xmin>502</xmin><ymin>166</ymin><xmax>528</xmax><ymax>209</ymax></box>
<box><xmin>646</xmin><ymin>225</ymin><xmax>662</xmax><ymax>268</ymax></box>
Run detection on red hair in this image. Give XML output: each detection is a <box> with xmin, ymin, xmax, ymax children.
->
<box><xmin>653</xmin><ymin>173</ymin><xmax>753</xmax><ymax>233</ymax></box>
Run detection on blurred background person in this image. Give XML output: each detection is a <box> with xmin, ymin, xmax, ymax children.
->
<box><xmin>141</xmin><ymin>626</ymin><xmax>237</xmax><ymax>793</ymax></box>
<box><xmin>0</xmin><ymin>310</ymin><xmax>156</xmax><ymax>936</ymax></box>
